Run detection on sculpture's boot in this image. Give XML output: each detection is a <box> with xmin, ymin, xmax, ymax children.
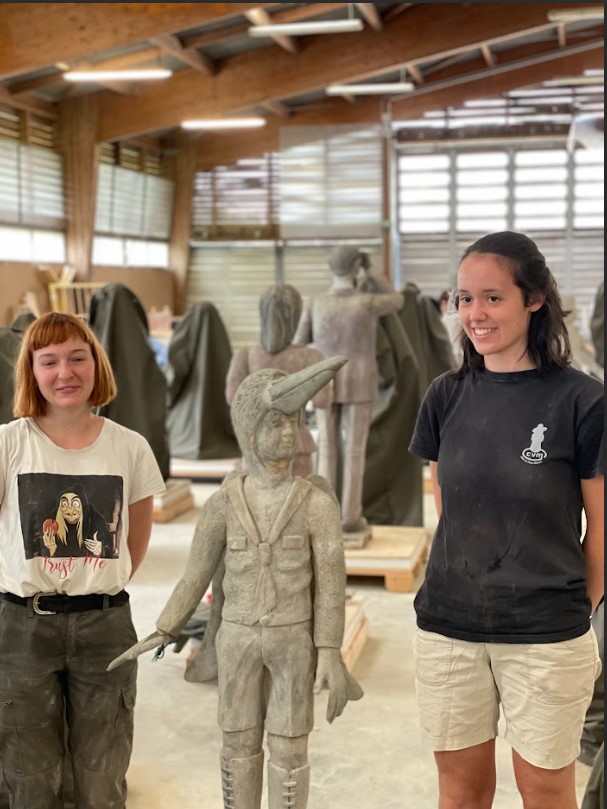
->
<box><xmin>220</xmin><ymin>752</ymin><xmax>264</xmax><ymax>809</ymax></box>
<box><xmin>267</xmin><ymin>761</ymin><xmax>310</xmax><ymax>809</ymax></box>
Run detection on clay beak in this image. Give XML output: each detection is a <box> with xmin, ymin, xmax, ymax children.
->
<box><xmin>266</xmin><ymin>355</ymin><xmax>347</xmax><ymax>415</ymax></box>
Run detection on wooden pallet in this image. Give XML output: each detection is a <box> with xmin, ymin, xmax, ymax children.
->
<box><xmin>342</xmin><ymin>595</ymin><xmax>368</xmax><ymax>672</ymax></box>
<box><xmin>153</xmin><ymin>479</ymin><xmax>196</xmax><ymax>523</ymax></box>
<box><xmin>344</xmin><ymin>525</ymin><xmax>429</xmax><ymax>593</ymax></box>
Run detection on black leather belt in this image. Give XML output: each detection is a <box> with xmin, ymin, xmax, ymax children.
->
<box><xmin>0</xmin><ymin>590</ymin><xmax>129</xmax><ymax>615</ymax></box>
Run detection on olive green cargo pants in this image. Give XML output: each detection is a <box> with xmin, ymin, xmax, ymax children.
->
<box><xmin>0</xmin><ymin>598</ymin><xmax>137</xmax><ymax>809</ymax></box>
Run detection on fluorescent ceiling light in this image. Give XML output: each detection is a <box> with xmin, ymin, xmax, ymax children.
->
<box><xmin>544</xmin><ymin>76</ymin><xmax>604</xmax><ymax>86</ymax></box>
<box><xmin>249</xmin><ymin>19</ymin><xmax>363</xmax><ymax>37</ymax></box>
<box><xmin>181</xmin><ymin>117</ymin><xmax>267</xmax><ymax>130</ymax></box>
<box><xmin>547</xmin><ymin>8</ymin><xmax>604</xmax><ymax>22</ymax></box>
<box><xmin>63</xmin><ymin>68</ymin><xmax>172</xmax><ymax>82</ymax></box>
<box><xmin>327</xmin><ymin>82</ymin><xmax>415</xmax><ymax>96</ymax></box>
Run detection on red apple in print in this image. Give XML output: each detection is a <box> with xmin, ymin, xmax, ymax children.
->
<box><xmin>43</xmin><ymin>519</ymin><xmax>59</xmax><ymax>533</ymax></box>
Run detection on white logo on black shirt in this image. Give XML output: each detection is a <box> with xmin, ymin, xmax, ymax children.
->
<box><xmin>521</xmin><ymin>423</ymin><xmax>548</xmax><ymax>465</ymax></box>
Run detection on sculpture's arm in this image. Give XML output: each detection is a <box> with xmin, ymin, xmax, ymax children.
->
<box><xmin>309</xmin><ymin>490</ymin><xmax>345</xmax><ymax>648</ymax></box>
<box><xmin>361</xmin><ymin>271</ymin><xmax>404</xmax><ymax>316</ymax></box>
<box><xmin>293</xmin><ymin>300</ymin><xmax>313</xmax><ymax>345</ymax></box>
<box><xmin>307</xmin><ymin>348</ymin><xmax>333</xmax><ymax>409</ymax></box>
<box><xmin>156</xmin><ymin>490</ymin><xmax>227</xmax><ymax>636</ymax></box>
<box><xmin>107</xmin><ymin>490</ymin><xmax>227</xmax><ymax>671</ymax></box>
<box><xmin>309</xmin><ymin>491</ymin><xmax>364</xmax><ymax>721</ymax></box>
<box><xmin>225</xmin><ymin>348</ymin><xmax>250</xmax><ymax>404</ymax></box>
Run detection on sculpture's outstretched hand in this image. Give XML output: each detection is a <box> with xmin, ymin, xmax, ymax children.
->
<box><xmin>313</xmin><ymin>647</ymin><xmax>364</xmax><ymax>723</ymax></box>
<box><xmin>107</xmin><ymin>630</ymin><xmax>173</xmax><ymax>672</ymax></box>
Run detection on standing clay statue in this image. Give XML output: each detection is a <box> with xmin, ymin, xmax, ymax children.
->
<box><xmin>295</xmin><ymin>246</ymin><xmax>404</xmax><ymax>539</ymax></box>
<box><xmin>109</xmin><ymin>355</ymin><xmax>363</xmax><ymax>809</ymax></box>
<box><xmin>226</xmin><ymin>284</ymin><xmax>332</xmax><ymax>477</ymax></box>
<box><xmin>186</xmin><ymin>284</ymin><xmax>333</xmax><ymax>685</ymax></box>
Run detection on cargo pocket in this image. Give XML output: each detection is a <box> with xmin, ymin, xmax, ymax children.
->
<box><xmin>75</xmin><ymin>683</ymin><xmax>136</xmax><ymax>772</ymax></box>
<box><xmin>0</xmin><ymin>693</ymin><xmax>63</xmax><ymax>776</ymax></box>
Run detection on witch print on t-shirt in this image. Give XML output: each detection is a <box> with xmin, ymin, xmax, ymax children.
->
<box><xmin>18</xmin><ymin>473</ymin><xmax>123</xmax><ymax>560</ymax></box>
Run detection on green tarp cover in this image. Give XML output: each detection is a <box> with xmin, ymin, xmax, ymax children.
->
<box><xmin>0</xmin><ymin>314</ymin><xmax>35</xmax><ymax>426</ymax></box>
<box><xmin>0</xmin><ymin>328</ymin><xmax>22</xmax><ymax>425</ymax></box>
<box><xmin>362</xmin><ymin>287</ymin><xmax>456</xmax><ymax>527</ymax></box>
<box><xmin>166</xmin><ymin>302</ymin><xmax>240</xmax><ymax>461</ymax></box>
<box><xmin>88</xmin><ymin>283</ymin><xmax>171</xmax><ymax>480</ymax></box>
<box><xmin>590</xmin><ymin>282</ymin><xmax>604</xmax><ymax>369</ymax></box>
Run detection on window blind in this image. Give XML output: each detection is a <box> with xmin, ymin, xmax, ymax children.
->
<box><xmin>191</xmin><ymin>155</ymin><xmax>278</xmax><ymax>240</ymax></box>
<box><xmin>397</xmin><ymin>141</ymin><xmax>604</xmax><ymax>338</ymax></box>
<box><xmin>279</xmin><ymin>125</ymin><xmax>382</xmax><ymax>240</ymax></box>
<box><xmin>0</xmin><ymin>136</ymin><xmax>65</xmax><ymax>228</ymax></box>
<box><xmin>95</xmin><ymin>163</ymin><xmax>174</xmax><ymax>239</ymax></box>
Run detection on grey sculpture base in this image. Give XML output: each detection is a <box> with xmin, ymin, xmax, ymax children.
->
<box><xmin>342</xmin><ymin>526</ymin><xmax>372</xmax><ymax>550</ymax></box>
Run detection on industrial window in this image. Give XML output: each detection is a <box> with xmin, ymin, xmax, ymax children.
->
<box><xmin>95</xmin><ymin>165</ymin><xmax>174</xmax><ymax>239</ymax></box>
<box><xmin>0</xmin><ymin>224</ymin><xmax>65</xmax><ymax>262</ymax></box>
<box><xmin>279</xmin><ymin>125</ymin><xmax>382</xmax><ymax>239</ymax></box>
<box><xmin>0</xmin><ymin>109</ymin><xmax>66</xmax><ymax>261</ymax></box>
<box><xmin>192</xmin><ymin>154</ymin><xmax>278</xmax><ymax>240</ymax></box>
<box><xmin>93</xmin><ymin>146</ymin><xmax>174</xmax><ymax>268</ymax></box>
<box><xmin>91</xmin><ymin>236</ymin><xmax>169</xmax><ymax>269</ymax></box>
<box><xmin>398</xmin><ymin>143</ymin><xmax>603</xmax><ymax>237</ymax></box>
<box><xmin>397</xmin><ymin>142</ymin><xmax>604</xmax><ymax>337</ymax></box>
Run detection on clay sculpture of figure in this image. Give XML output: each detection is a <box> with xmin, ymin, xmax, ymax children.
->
<box><xmin>295</xmin><ymin>246</ymin><xmax>403</xmax><ymax>539</ymax></box>
<box><xmin>226</xmin><ymin>283</ymin><xmax>332</xmax><ymax>477</ymax></box>
<box><xmin>109</xmin><ymin>355</ymin><xmax>363</xmax><ymax>809</ymax></box>
<box><xmin>186</xmin><ymin>284</ymin><xmax>333</xmax><ymax>685</ymax></box>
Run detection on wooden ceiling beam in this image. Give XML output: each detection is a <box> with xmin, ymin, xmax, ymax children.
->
<box><xmin>383</xmin><ymin>4</ymin><xmax>414</xmax><ymax>23</ymax></box>
<box><xmin>245</xmin><ymin>9</ymin><xmax>298</xmax><ymax>54</ymax></box>
<box><xmin>7</xmin><ymin>71</ymin><xmax>66</xmax><ymax>96</ymax></box>
<box><xmin>97</xmin><ymin>2</ymin><xmax>594</xmax><ymax>141</ymax></box>
<box><xmin>481</xmin><ymin>44</ymin><xmax>496</xmax><ymax>67</ymax></box>
<box><xmin>194</xmin><ymin>96</ymin><xmax>384</xmax><ymax>169</ymax></box>
<box><xmin>390</xmin><ymin>41</ymin><xmax>604</xmax><ymax>119</ymax></box>
<box><xmin>150</xmin><ymin>34</ymin><xmax>215</xmax><ymax>75</ymax></box>
<box><xmin>405</xmin><ymin>62</ymin><xmax>424</xmax><ymax>85</ymax></box>
<box><xmin>355</xmin><ymin>4</ymin><xmax>383</xmax><ymax>32</ymax></box>
<box><xmin>262</xmin><ymin>100</ymin><xmax>291</xmax><ymax>118</ymax></box>
<box><xmin>194</xmin><ymin>46</ymin><xmax>604</xmax><ymax>168</ymax></box>
<box><xmin>414</xmin><ymin>33</ymin><xmax>602</xmax><ymax>87</ymax></box>
<box><xmin>0</xmin><ymin>3</ymin><xmax>269</xmax><ymax>80</ymax></box>
<box><xmin>0</xmin><ymin>84</ymin><xmax>57</xmax><ymax>117</ymax></box>
<box><xmin>6</xmin><ymin>47</ymin><xmax>168</xmax><ymax>96</ymax></box>
<box><xmin>182</xmin><ymin>4</ymin><xmax>349</xmax><ymax>49</ymax></box>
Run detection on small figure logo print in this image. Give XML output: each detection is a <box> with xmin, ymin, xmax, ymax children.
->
<box><xmin>521</xmin><ymin>423</ymin><xmax>548</xmax><ymax>465</ymax></box>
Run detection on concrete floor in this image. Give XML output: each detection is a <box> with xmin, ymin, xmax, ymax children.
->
<box><xmin>124</xmin><ymin>483</ymin><xmax>592</xmax><ymax>808</ymax></box>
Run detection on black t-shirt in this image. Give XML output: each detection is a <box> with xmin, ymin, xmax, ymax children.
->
<box><xmin>409</xmin><ymin>366</ymin><xmax>604</xmax><ymax>643</ymax></box>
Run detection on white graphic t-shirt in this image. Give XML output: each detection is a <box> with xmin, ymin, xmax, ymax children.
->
<box><xmin>0</xmin><ymin>418</ymin><xmax>165</xmax><ymax>596</ymax></box>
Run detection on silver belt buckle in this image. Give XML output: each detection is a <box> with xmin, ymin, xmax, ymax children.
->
<box><xmin>32</xmin><ymin>592</ymin><xmax>57</xmax><ymax>615</ymax></box>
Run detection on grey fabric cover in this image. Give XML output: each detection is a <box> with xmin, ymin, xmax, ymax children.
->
<box><xmin>166</xmin><ymin>302</ymin><xmax>240</xmax><ymax>460</ymax></box>
<box><xmin>88</xmin><ymin>283</ymin><xmax>170</xmax><ymax>480</ymax></box>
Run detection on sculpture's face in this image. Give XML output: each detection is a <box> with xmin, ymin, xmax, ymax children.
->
<box><xmin>255</xmin><ymin>409</ymin><xmax>300</xmax><ymax>471</ymax></box>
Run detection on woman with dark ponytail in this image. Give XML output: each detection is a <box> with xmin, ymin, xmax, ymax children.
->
<box><xmin>409</xmin><ymin>231</ymin><xmax>603</xmax><ymax>807</ymax></box>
